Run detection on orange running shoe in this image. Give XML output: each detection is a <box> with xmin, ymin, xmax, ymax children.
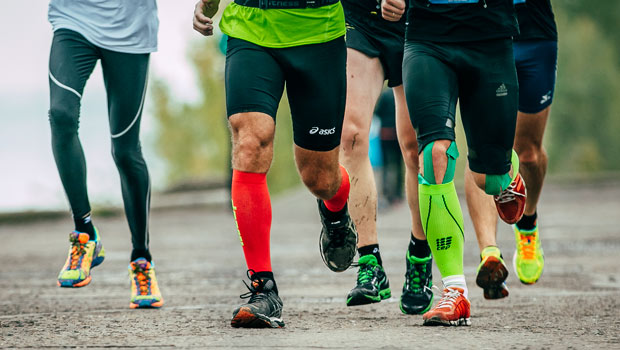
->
<box><xmin>129</xmin><ymin>258</ymin><xmax>164</xmax><ymax>309</ymax></box>
<box><xmin>494</xmin><ymin>173</ymin><xmax>526</xmax><ymax>225</ymax></box>
<box><xmin>57</xmin><ymin>229</ymin><xmax>105</xmax><ymax>288</ymax></box>
<box><xmin>423</xmin><ymin>287</ymin><xmax>471</xmax><ymax>326</ymax></box>
<box><xmin>476</xmin><ymin>246</ymin><xmax>509</xmax><ymax>300</ymax></box>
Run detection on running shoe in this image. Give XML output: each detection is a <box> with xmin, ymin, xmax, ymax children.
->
<box><xmin>422</xmin><ymin>287</ymin><xmax>471</xmax><ymax>326</ymax></box>
<box><xmin>231</xmin><ymin>271</ymin><xmax>284</xmax><ymax>328</ymax></box>
<box><xmin>513</xmin><ymin>224</ymin><xmax>544</xmax><ymax>284</ymax></box>
<box><xmin>400</xmin><ymin>252</ymin><xmax>433</xmax><ymax>314</ymax></box>
<box><xmin>129</xmin><ymin>258</ymin><xmax>164</xmax><ymax>309</ymax></box>
<box><xmin>57</xmin><ymin>229</ymin><xmax>105</xmax><ymax>288</ymax></box>
<box><xmin>318</xmin><ymin>200</ymin><xmax>358</xmax><ymax>272</ymax></box>
<box><xmin>476</xmin><ymin>246</ymin><xmax>509</xmax><ymax>300</ymax></box>
<box><xmin>494</xmin><ymin>173</ymin><xmax>526</xmax><ymax>224</ymax></box>
<box><xmin>346</xmin><ymin>254</ymin><xmax>391</xmax><ymax>306</ymax></box>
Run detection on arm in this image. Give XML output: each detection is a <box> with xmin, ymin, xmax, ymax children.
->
<box><xmin>381</xmin><ymin>0</ymin><xmax>406</xmax><ymax>22</ymax></box>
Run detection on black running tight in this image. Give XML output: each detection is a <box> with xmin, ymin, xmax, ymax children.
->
<box><xmin>48</xmin><ymin>29</ymin><xmax>151</xmax><ymax>252</ymax></box>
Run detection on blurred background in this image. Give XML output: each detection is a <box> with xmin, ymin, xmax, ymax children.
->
<box><xmin>0</xmin><ymin>0</ymin><xmax>618</xmax><ymax>215</ymax></box>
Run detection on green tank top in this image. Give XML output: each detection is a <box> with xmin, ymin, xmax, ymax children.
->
<box><xmin>219</xmin><ymin>2</ymin><xmax>346</xmax><ymax>48</ymax></box>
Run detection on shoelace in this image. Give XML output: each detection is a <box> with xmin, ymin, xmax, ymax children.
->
<box><xmin>68</xmin><ymin>236</ymin><xmax>87</xmax><ymax>270</ymax></box>
<box><xmin>495</xmin><ymin>181</ymin><xmax>525</xmax><ymax>204</ymax></box>
<box><xmin>518</xmin><ymin>233</ymin><xmax>537</xmax><ymax>260</ymax></box>
<box><xmin>132</xmin><ymin>263</ymin><xmax>151</xmax><ymax>296</ymax></box>
<box><xmin>436</xmin><ymin>288</ymin><xmax>462</xmax><ymax>309</ymax></box>
<box><xmin>326</xmin><ymin>222</ymin><xmax>347</xmax><ymax>246</ymax></box>
<box><xmin>240</xmin><ymin>269</ymin><xmax>269</xmax><ymax>303</ymax></box>
<box><xmin>355</xmin><ymin>263</ymin><xmax>376</xmax><ymax>284</ymax></box>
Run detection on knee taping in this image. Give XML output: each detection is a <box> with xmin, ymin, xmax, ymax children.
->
<box><xmin>484</xmin><ymin>150</ymin><xmax>520</xmax><ymax>195</ymax></box>
<box><xmin>420</xmin><ymin>141</ymin><xmax>459</xmax><ymax>185</ymax></box>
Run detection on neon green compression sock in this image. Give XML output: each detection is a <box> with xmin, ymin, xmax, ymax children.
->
<box><xmin>418</xmin><ymin>178</ymin><xmax>465</xmax><ymax>278</ymax></box>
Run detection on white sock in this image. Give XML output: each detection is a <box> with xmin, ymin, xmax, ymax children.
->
<box><xmin>442</xmin><ymin>275</ymin><xmax>468</xmax><ymax>299</ymax></box>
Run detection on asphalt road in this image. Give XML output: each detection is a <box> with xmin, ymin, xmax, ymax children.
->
<box><xmin>1</xmin><ymin>179</ymin><xmax>619</xmax><ymax>349</ymax></box>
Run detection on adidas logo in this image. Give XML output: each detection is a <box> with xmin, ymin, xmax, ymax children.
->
<box><xmin>436</xmin><ymin>236</ymin><xmax>452</xmax><ymax>250</ymax></box>
<box><xmin>495</xmin><ymin>83</ymin><xmax>508</xmax><ymax>97</ymax></box>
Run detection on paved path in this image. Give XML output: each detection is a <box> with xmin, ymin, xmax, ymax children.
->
<box><xmin>1</xmin><ymin>180</ymin><xmax>619</xmax><ymax>349</ymax></box>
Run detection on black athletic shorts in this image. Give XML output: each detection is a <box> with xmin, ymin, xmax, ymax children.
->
<box><xmin>344</xmin><ymin>9</ymin><xmax>406</xmax><ymax>87</ymax></box>
<box><xmin>402</xmin><ymin>38</ymin><xmax>518</xmax><ymax>175</ymax></box>
<box><xmin>225</xmin><ymin>36</ymin><xmax>347</xmax><ymax>152</ymax></box>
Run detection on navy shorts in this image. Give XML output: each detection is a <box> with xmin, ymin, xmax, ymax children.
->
<box><xmin>513</xmin><ymin>40</ymin><xmax>558</xmax><ymax>114</ymax></box>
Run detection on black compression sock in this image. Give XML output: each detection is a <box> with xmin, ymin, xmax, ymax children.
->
<box><xmin>408</xmin><ymin>234</ymin><xmax>431</xmax><ymax>259</ymax></box>
<box><xmin>517</xmin><ymin>212</ymin><xmax>538</xmax><ymax>231</ymax></box>
<box><xmin>253</xmin><ymin>271</ymin><xmax>278</xmax><ymax>295</ymax></box>
<box><xmin>358</xmin><ymin>244</ymin><xmax>383</xmax><ymax>266</ymax></box>
<box><xmin>131</xmin><ymin>249</ymin><xmax>152</xmax><ymax>262</ymax></box>
<box><xmin>319</xmin><ymin>200</ymin><xmax>348</xmax><ymax>221</ymax></box>
<box><xmin>74</xmin><ymin>214</ymin><xmax>95</xmax><ymax>239</ymax></box>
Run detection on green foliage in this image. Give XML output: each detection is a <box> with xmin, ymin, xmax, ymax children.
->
<box><xmin>267</xmin><ymin>96</ymin><xmax>302</xmax><ymax>193</ymax></box>
<box><xmin>152</xmin><ymin>38</ymin><xmax>229</xmax><ymax>185</ymax></box>
<box><xmin>547</xmin><ymin>2</ymin><xmax>620</xmax><ymax>172</ymax></box>
<box><xmin>152</xmin><ymin>2</ymin><xmax>620</xmax><ymax>189</ymax></box>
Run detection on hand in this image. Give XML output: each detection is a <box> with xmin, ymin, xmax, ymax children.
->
<box><xmin>381</xmin><ymin>0</ymin><xmax>406</xmax><ymax>22</ymax></box>
<box><xmin>193</xmin><ymin>0</ymin><xmax>215</xmax><ymax>36</ymax></box>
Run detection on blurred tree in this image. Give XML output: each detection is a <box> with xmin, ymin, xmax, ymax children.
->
<box><xmin>547</xmin><ymin>2</ymin><xmax>620</xmax><ymax>173</ymax></box>
<box><xmin>153</xmin><ymin>2</ymin><xmax>620</xmax><ymax>191</ymax></box>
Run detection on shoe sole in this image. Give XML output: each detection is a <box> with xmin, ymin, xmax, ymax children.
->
<box><xmin>347</xmin><ymin>287</ymin><xmax>391</xmax><ymax>307</ymax></box>
<box><xmin>476</xmin><ymin>256</ymin><xmax>509</xmax><ymax>299</ymax></box>
<box><xmin>57</xmin><ymin>244</ymin><xmax>105</xmax><ymax>288</ymax></box>
<box><xmin>423</xmin><ymin>316</ymin><xmax>471</xmax><ymax>327</ymax></box>
<box><xmin>399</xmin><ymin>295</ymin><xmax>433</xmax><ymax>315</ymax></box>
<box><xmin>130</xmin><ymin>299</ymin><xmax>164</xmax><ymax>309</ymax></box>
<box><xmin>231</xmin><ymin>307</ymin><xmax>284</xmax><ymax>328</ymax></box>
<box><xmin>319</xmin><ymin>229</ymin><xmax>358</xmax><ymax>273</ymax></box>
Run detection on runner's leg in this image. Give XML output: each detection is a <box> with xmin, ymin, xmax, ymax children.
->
<box><xmin>48</xmin><ymin>29</ymin><xmax>99</xmax><ymax>236</ymax></box>
<box><xmin>226</xmin><ymin>37</ymin><xmax>285</xmax><ymax>328</ymax></box>
<box><xmin>339</xmin><ymin>48</ymin><xmax>384</xmax><ymax>249</ymax></box>
<box><xmin>100</xmin><ymin>49</ymin><xmax>152</xmax><ymax>261</ymax></box>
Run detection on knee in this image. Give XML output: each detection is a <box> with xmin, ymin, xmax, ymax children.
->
<box><xmin>340</xmin><ymin>117</ymin><xmax>369</xmax><ymax>158</ymax></box>
<box><xmin>230</xmin><ymin>115</ymin><xmax>274</xmax><ymax>167</ymax></box>
<box><xmin>516</xmin><ymin>144</ymin><xmax>543</xmax><ymax>167</ymax></box>
<box><xmin>111</xmin><ymin>143</ymin><xmax>143</xmax><ymax>169</ymax></box>
<box><xmin>234</xmin><ymin>132</ymin><xmax>272</xmax><ymax>163</ymax></box>
<box><xmin>401</xmin><ymin>140</ymin><xmax>419</xmax><ymax>169</ymax></box>
<box><xmin>420</xmin><ymin>140</ymin><xmax>458</xmax><ymax>184</ymax></box>
<box><xmin>299</xmin><ymin>166</ymin><xmax>339</xmax><ymax>199</ymax></box>
<box><xmin>49</xmin><ymin>104</ymin><xmax>79</xmax><ymax>136</ymax></box>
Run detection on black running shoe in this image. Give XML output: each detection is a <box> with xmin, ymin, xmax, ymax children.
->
<box><xmin>231</xmin><ymin>271</ymin><xmax>284</xmax><ymax>328</ymax></box>
<box><xmin>347</xmin><ymin>254</ymin><xmax>391</xmax><ymax>306</ymax></box>
<box><xmin>400</xmin><ymin>251</ymin><xmax>434</xmax><ymax>315</ymax></box>
<box><xmin>318</xmin><ymin>200</ymin><xmax>358</xmax><ymax>272</ymax></box>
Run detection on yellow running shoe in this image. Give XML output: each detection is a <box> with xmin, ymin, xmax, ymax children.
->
<box><xmin>129</xmin><ymin>258</ymin><xmax>164</xmax><ymax>309</ymax></box>
<box><xmin>513</xmin><ymin>225</ymin><xmax>544</xmax><ymax>284</ymax></box>
<box><xmin>476</xmin><ymin>246</ymin><xmax>509</xmax><ymax>299</ymax></box>
<box><xmin>57</xmin><ymin>229</ymin><xmax>105</xmax><ymax>288</ymax></box>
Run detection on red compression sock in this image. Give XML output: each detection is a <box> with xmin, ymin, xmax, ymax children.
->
<box><xmin>231</xmin><ymin>170</ymin><xmax>272</xmax><ymax>272</ymax></box>
<box><xmin>323</xmin><ymin>165</ymin><xmax>350</xmax><ymax>212</ymax></box>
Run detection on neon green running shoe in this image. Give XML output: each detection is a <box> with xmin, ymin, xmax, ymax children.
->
<box><xmin>513</xmin><ymin>225</ymin><xmax>544</xmax><ymax>284</ymax></box>
<box><xmin>476</xmin><ymin>246</ymin><xmax>509</xmax><ymax>299</ymax></box>
<box><xmin>346</xmin><ymin>254</ymin><xmax>391</xmax><ymax>306</ymax></box>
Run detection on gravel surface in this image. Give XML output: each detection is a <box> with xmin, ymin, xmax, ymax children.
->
<box><xmin>1</xmin><ymin>180</ymin><xmax>619</xmax><ymax>349</ymax></box>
